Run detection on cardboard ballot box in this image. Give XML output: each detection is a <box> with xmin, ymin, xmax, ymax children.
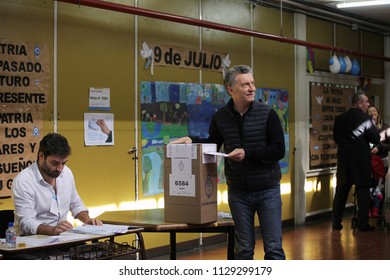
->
<box><xmin>164</xmin><ymin>143</ymin><xmax>218</xmax><ymax>224</ymax></box>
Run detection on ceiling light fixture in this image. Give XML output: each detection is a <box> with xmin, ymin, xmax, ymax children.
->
<box><xmin>337</xmin><ymin>0</ymin><xmax>390</xmax><ymax>8</ymax></box>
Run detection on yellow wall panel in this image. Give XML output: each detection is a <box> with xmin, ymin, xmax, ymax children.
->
<box><xmin>307</xmin><ymin>16</ymin><xmax>333</xmax><ymax>71</ymax></box>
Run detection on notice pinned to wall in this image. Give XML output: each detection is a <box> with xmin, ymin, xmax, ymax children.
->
<box><xmin>84</xmin><ymin>113</ymin><xmax>114</xmax><ymax>146</ymax></box>
<box><xmin>89</xmin><ymin>87</ymin><xmax>110</xmax><ymax>111</ymax></box>
<box><xmin>310</xmin><ymin>83</ymin><xmax>355</xmax><ymax>170</ymax></box>
<box><xmin>0</xmin><ymin>40</ymin><xmax>49</xmax><ymax>197</ymax></box>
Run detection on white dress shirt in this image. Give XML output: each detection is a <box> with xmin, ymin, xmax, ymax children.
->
<box><xmin>12</xmin><ymin>161</ymin><xmax>88</xmax><ymax>236</ymax></box>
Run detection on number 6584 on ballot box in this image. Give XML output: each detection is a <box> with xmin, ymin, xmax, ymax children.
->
<box><xmin>164</xmin><ymin>143</ymin><xmax>218</xmax><ymax>224</ymax></box>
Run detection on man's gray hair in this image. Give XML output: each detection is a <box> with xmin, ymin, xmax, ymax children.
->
<box><xmin>351</xmin><ymin>91</ymin><xmax>367</xmax><ymax>106</ymax></box>
<box><xmin>224</xmin><ymin>65</ymin><xmax>253</xmax><ymax>88</ymax></box>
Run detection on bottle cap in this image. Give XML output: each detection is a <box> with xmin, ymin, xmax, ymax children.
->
<box><xmin>8</xmin><ymin>222</ymin><xmax>14</xmax><ymax>227</ymax></box>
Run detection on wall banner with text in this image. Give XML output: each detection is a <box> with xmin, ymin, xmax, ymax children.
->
<box><xmin>0</xmin><ymin>40</ymin><xmax>49</xmax><ymax>197</ymax></box>
<box><xmin>0</xmin><ymin>105</ymin><xmax>43</xmax><ymax>197</ymax></box>
<box><xmin>140</xmin><ymin>41</ymin><xmax>230</xmax><ymax>73</ymax></box>
<box><xmin>310</xmin><ymin>83</ymin><xmax>355</xmax><ymax>170</ymax></box>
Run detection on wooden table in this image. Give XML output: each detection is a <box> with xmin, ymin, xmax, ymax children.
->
<box><xmin>0</xmin><ymin>227</ymin><xmax>146</xmax><ymax>260</ymax></box>
<box><xmin>97</xmin><ymin>208</ymin><xmax>235</xmax><ymax>260</ymax></box>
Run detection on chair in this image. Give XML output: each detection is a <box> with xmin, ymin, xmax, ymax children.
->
<box><xmin>0</xmin><ymin>210</ymin><xmax>15</xmax><ymax>238</ymax></box>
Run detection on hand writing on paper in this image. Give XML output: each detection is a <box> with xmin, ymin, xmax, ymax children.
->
<box><xmin>85</xmin><ymin>218</ymin><xmax>103</xmax><ymax>226</ymax></box>
<box><xmin>53</xmin><ymin>220</ymin><xmax>73</xmax><ymax>235</ymax></box>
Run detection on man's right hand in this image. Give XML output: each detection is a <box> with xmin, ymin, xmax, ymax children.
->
<box><xmin>37</xmin><ymin>220</ymin><xmax>73</xmax><ymax>235</ymax></box>
<box><xmin>169</xmin><ymin>136</ymin><xmax>192</xmax><ymax>144</ymax></box>
<box><xmin>52</xmin><ymin>220</ymin><xmax>73</xmax><ymax>235</ymax></box>
<box><xmin>229</xmin><ymin>148</ymin><xmax>245</xmax><ymax>162</ymax></box>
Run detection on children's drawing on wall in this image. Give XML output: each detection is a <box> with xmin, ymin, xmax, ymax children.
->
<box><xmin>256</xmin><ymin>88</ymin><xmax>289</xmax><ymax>174</ymax></box>
<box><xmin>84</xmin><ymin>113</ymin><xmax>114</xmax><ymax>146</ymax></box>
<box><xmin>140</xmin><ymin>82</ymin><xmax>289</xmax><ymax>196</ymax></box>
<box><xmin>140</xmin><ymin>81</ymin><xmax>229</xmax><ymax>196</ymax></box>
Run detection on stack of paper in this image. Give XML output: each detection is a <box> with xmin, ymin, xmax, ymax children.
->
<box><xmin>58</xmin><ymin>232</ymin><xmax>92</xmax><ymax>241</ymax></box>
<box><xmin>69</xmin><ymin>223</ymin><xmax>133</xmax><ymax>235</ymax></box>
<box><xmin>16</xmin><ymin>236</ymin><xmax>60</xmax><ymax>247</ymax></box>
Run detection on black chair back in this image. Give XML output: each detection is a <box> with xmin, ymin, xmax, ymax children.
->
<box><xmin>0</xmin><ymin>210</ymin><xmax>15</xmax><ymax>238</ymax></box>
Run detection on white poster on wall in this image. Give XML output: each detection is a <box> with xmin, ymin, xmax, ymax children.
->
<box><xmin>84</xmin><ymin>113</ymin><xmax>114</xmax><ymax>146</ymax></box>
<box><xmin>89</xmin><ymin>87</ymin><xmax>110</xmax><ymax>111</ymax></box>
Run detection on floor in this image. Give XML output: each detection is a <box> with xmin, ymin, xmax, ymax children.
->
<box><xmin>150</xmin><ymin>205</ymin><xmax>390</xmax><ymax>260</ymax></box>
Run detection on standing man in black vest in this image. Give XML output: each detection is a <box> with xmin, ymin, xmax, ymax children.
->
<box><xmin>171</xmin><ymin>65</ymin><xmax>286</xmax><ymax>260</ymax></box>
<box><xmin>332</xmin><ymin>92</ymin><xmax>380</xmax><ymax>231</ymax></box>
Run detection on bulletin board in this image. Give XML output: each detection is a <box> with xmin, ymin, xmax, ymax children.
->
<box><xmin>309</xmin><ymin>82</ymin><xmax>355</xmax><ymax>170</ymax></box>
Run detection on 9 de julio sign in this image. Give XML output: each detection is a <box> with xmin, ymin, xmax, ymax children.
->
<box><xmin>141</xmin><ymin>42</ymin><xmax>230</xmax><ymax>73</ymax></box>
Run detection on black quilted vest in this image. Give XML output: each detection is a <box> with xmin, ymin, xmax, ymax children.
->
<box><xmin>213</xmin><ymin>100</ymin><xmax>282</xmax><ymax>191</ymax></box>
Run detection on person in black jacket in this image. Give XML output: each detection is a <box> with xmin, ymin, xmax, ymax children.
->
<box><xmin>332</xmin><ymin>92</ymin><xmax>380</xmax><ymax>232</ymax></box>
<box><xmin>170</xmin><ymin>65</ymin><xmax>286</xmax><ymax>260</ymax></box>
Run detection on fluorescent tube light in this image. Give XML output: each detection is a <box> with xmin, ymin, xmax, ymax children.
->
<box><xmin>337</xmin><ymin>0</ymin><xmax>390</xmax><ymax>8</ymax></box>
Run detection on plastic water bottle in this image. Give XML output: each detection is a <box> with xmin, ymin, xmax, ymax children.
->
<box><xmin>5</xmin><ymin>222</ymin><xmax>16</xmax><ymax>248</ymax></box>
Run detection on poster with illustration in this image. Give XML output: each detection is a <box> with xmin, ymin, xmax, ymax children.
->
<box><xmin>84</xmin><ymin>113</ymin><xmax>114</xmax><ymax>146</ymax></box>
<box><xmin>256</xmin><ymin>88</ymin><xmax>289</xmax><ymax>174</ymax></box>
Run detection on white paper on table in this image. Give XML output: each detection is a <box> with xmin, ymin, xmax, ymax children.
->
<box><xmin>58</xmin><ymin>232</ymin><xmax>93</xmax><ymax>241</ymax></box>
<box><xmin>16</xmin><ymin>236</ymin><xmax>60</xmax><ymax>246</ymax></box>
<box><xmin>69</xmin><ymin>223</ymin><xmax>132</xmax><ymax>235</ymax></box>
<box><xmin>218</xmin><ymin>211</ymin><xmax>233</xmax><ymax>219</ymax></box>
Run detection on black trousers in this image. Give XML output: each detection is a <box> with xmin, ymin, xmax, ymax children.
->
<box><xmin>332</xmin><ymin>184</ymin><xmax>371</xmax><ymax>227</ymax></box>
